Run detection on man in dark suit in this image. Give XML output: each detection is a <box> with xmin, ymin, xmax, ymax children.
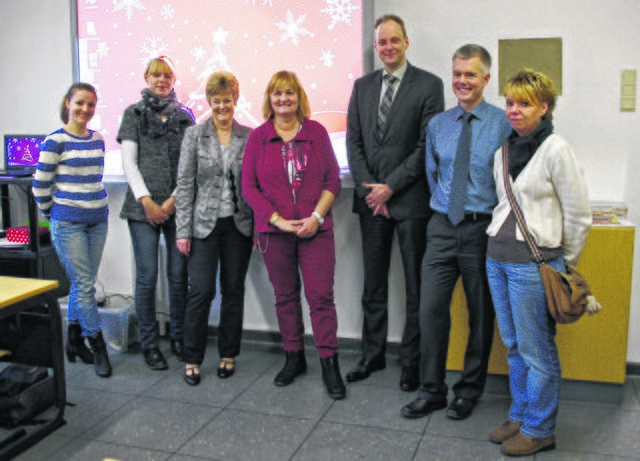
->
<box><xmin>346</xmin><ymin>14</ymin><xmax>444</xmax><ymax>392</ymax></box>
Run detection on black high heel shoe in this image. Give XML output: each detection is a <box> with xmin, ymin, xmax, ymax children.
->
<box><xmin>184</xmin><ymin>364</ymin><xmax>201</xmax><ymax>386</ymax></box>
<box><xmin>65</xmin><ymin>322</ymin><xmax>94</xmax><ymax>364</ymax></box>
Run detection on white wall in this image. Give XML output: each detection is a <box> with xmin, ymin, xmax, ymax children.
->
<box><xmin>2</xmin><ymin>0</ymin><xmax>639</xmax><ymax>362</ymax></box>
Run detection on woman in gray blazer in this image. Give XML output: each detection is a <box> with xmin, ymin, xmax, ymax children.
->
<box><xmin>175</xmin><ymin>71</ymin><xmax>253</xmax><ymax>386</ymax></box>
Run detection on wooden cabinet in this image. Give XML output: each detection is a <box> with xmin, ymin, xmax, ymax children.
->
<box><xmin>446</xmin><ymin>226</ymin><xmax>634</xmax><ymax>385</ymax></box>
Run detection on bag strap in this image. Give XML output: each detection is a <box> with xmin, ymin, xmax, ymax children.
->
<box><xmin>501</xmin><ymin>145</ymin><xmax>545</xmax><ymax>264</ymax></box>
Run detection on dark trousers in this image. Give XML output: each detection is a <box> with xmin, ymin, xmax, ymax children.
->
<box><xmin>183</xmin><ymin>217</ymin><xmax>252</xmax><ymax>365</ymax></box>
<box><xmin>418</xmin><ymin>212</ymin><xmax>495</xmax><ymax>402</ymax></box>
<box><xmin>358</xmin><ymin>212</ymin><xmax>428</xmax><ymax>367</ymax></box>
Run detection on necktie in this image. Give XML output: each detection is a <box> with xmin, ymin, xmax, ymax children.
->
<box><xmin>448</xmin><ymin>112</ymin><xmax>474</xmax><ymax>226</ymax></box>
<box><xmin>377</xmin><ymin>74</ymin><xmax>398</xmax><ymax>138</ymax></box>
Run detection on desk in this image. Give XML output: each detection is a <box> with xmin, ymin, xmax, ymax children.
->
<box><xmin>0</xmin><ymin>276</ymin><xmax>66</xmax><ymax>461</ymax></box>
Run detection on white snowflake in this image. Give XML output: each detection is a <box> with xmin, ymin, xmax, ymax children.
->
<box><xmin>276</xmin><ymin>10</ymin><xmax>314</xmax><ymax>47</ymax></box>
<box><xmin>84</xmin><ymin>0</ymin><xmax>98</xmax><ymax>4</ymax></box>
<box><xmin>212</xmin><ymin>26</ymin><xmax>229</xmax><ymax>45</ymax></box>
<box><xmin>245</xmin><ymin>0</ymin><xmax>273</xmax><ymax>5</ymax></box>
<box><xmin>96</xmin><ymin>42</ymin><xmax>110</xmax><ymax>57</ymax></box>
<box><xmin>139</xmin><ymin>36</ymin><xmax>168</xmax><ymax>64</ymax></box>
<box><xmin>319</xmin><ymin>49</ymin><xmax>335</xmax><ymax>67</ymax></box>
<box><xmin>191</xmin><ymin>46</ymin><xmax>206</xmax><ymax>61</ymax></box>
<box><xmin>160</xmin><ymin>4</ymin><xmax>175</xmax><ymax>20</ymax></box>
<box><xmin>112</xmin><ymin>0</ymin><xmax>146</xmax><ymax>23</ymax></box>
<box><xmin>321</xmin><ymin>0</ymin><xmax>360</xmax><ymax>30</ymax></box>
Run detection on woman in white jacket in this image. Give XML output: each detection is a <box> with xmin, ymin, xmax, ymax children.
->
<box><xmin>485</xmin><ymin>69</ymin><xmax>591</xmax><ymax>457</ymax></box>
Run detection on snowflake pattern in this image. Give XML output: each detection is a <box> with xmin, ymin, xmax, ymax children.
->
<box><xmin>112</xmin><ymin>0</ymin><xmax>146</xmax><ymax>23</ymax></box>
<box><xmin>319</xmin><ymin>49</ymin><xmax>335</xmax><ymax>67</ymax></box>
<box><xmin>139</xmin><ymin>36</ymin><xmax>168</xmax><ymax>64</ymax></box>
<box><xmin>160</xmin><ymin>4</ymin><xmax>174</xmax><ymax>20</ymax></box>
<box><xmin>245</xmin><ymin>0</ymin><xmax>273</xmax><ymax>5</ymax></box>
<box><xmin>191</xmin><ymin>46</ymin><xmax>206</xmax><ymax>61</ymax></box>
<box><xmin>321</xmin><ymin>0</ymin><xmax>360</xmax><ymax>30</ymax></box>
<box><xmin>84</xmin><ymin>0</ymin><xmax>98</xmax><ymax>4</ymax></box>
<box><xmin>276</xmin><ymin>10</ymin><xmax>314</xmax><ymax>47</ymax></box>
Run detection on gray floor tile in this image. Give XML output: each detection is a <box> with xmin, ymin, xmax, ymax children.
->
<box><xmin>416</xmin><ymin>433</ymin><xmax>521</xmax><ymax>461</ymax></box>
<box><xmin>536</xmin><ymin>450</ymin><xmax>640</xmax><ymax>460</ymax></box>
<box><xmin>142</xmin><ymin>361</ymin><xmax>260</xmax><ymax>408</ymax></box>
<box><xmin>41</xmin><ymin>438</ymin><xmax>171</xmax><ymax>461</ymax></box>
<box><xmin>84</xmin><ymin>397</ymin><xmax>219</xmax><ymax>452</ymax></box>
<box><xmin>325</xmin><ymin>384</ymin><xmax>428</xmax><ymax>433</ymax></box>
<box><xmin>55</xmin><ymin>386</ymin><xmax>135</xmax><ymax>437</ymax></box>
<box><xmin>554</xmin><ymin>402</ymin><xmax>640</xmax><ymax>458</ymax></box>
<box><xmin>292</xmin><ymin>421</ymin><xmax>420</xmax><ymax>461</ymax></box>
<box><xmin>69</xmin><ymin>351</ymin><xmax>178</xmax><ymax>396</ymax></box>
<box><xmin>167</xmin><ymin>455</ymin><xmax>214</xmax><ymax>461</ymax></box>
<box><xmin>12</xmin><ymin>433</ymin><xmax>73</xmax><ymax>461</ymax></box>
<box><xmin>228</xmin><ymin>373</ymin><xmax>333</xmax><ymax>419</ymax></box>
<box><xmin>177</xmin><ymin>408</ymin><xmax>316</xmax><ymax>461</ymax></box>
<box><xmin>425</xmin><ymin>395</ymin><xmax>511</xmax><ymax>441</ymax></box>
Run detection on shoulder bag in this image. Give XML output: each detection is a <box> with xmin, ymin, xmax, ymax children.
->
<box><xmin>500</xmin><ymin>145</ymin><xmax>600</xmax><ymax>324</ymax></box>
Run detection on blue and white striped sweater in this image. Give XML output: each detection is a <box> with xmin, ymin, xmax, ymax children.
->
<box><xmin>32</xmin><ymin>128</ymin><xmax>108</xmax><ymax>224</ymax></box>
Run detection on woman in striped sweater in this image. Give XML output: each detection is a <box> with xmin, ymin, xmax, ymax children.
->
<box><xmin>32</xmin><ymin>82</ymin><xmax>111</xmax><ymax>378</ymax></box>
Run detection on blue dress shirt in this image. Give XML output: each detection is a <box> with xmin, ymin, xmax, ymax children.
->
<box><xmin>426</xmin><ymin>100</ymin><xmax>512</xmax><ymax>215</ymax></box>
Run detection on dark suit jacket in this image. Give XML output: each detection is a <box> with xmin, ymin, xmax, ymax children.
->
<box><xmin>346</xmin><ymin>62</ymin><xmax>444</xmax><ymax>220</ymax></box>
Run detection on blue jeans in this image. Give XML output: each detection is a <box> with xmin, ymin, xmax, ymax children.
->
<box><xmin>486</xmin><ymin>257</ymin><xmax>564</xmax><ymax>439</ymax></box>
<box><xmin>128</xmin><ymin>220</ymin><xmax>187</xmax><ymax>349</ymax></box>
<box><xmin>50</xmin><ymin>219</ymin><xmax>108</xmax><ymax>337</ymax></box>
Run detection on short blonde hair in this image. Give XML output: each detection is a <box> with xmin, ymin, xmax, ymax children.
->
<box><xmin>504</xmin><ymin>68</ymin><xmax>557</xmax><ymax>119</ymax></box>
<box><xmin>206</xmin><ymin>71</ymin><xmax>240</xmax><ymax>102</ymax></box>
<box><xmin>144</xmin><ymin>55</ymin><xmax>176</xmax><ymax>79</ymax></box>
<box><xmin>261</xmin><ymin>70</ymin><xmax>311</xmax><ymax>122</ymax></box>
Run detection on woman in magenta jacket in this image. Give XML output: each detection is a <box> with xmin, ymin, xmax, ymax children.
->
<box><xmin>242</xmin><ymin>70</ymin><xmax>345</xmax><ymax>400</ymax></box>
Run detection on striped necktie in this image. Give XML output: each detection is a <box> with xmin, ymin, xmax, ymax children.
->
<box><xmin>448</xmin><ymin>111</ymin><xmax>474</xmax><ymax>225</ymax></box>
<box><xmin>377</xmin><ymin>74</ymin><xmax>398</xmax><ymax>138</ymax></box>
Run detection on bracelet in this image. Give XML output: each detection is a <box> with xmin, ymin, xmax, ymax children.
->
<box><xmin>269</xmin><ymin>212</ymin><xmax>281</xmax><ymax>226</ymax></box>
<box><xmin>312</xmin><ymin>211</ymin><xmax>324</xmax><ymax>225</ymax></box>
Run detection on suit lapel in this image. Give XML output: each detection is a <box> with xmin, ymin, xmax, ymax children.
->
<box><xmin>203</xmin><ymin>117</ymin><xmax>224</xmax><ymax>172</ymax></box>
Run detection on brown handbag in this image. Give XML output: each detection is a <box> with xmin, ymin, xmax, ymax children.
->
<box><xmin>501</xmin><ymin>145</ymin><xmax>594</xmax><ymax>324</ymax></box>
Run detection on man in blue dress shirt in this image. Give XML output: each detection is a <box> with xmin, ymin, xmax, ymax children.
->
<box><xmin>401</xmin><ymin>44</ymin><xmax>512</xmax><ymax>421</ymax></box>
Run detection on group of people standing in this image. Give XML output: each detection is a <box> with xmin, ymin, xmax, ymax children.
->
<box><xmin>32</xmin><ymin>12</ymin><xmax>591</xmax><ymax>457</ymax></box>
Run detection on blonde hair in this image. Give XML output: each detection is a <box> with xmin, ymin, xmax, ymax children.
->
<box><xmin>144</xmin><ymin>55</ymin><xmax>177</xmax><ymax>79</ymax></box>
<box><xmin>261</xmin><ymin>70</ymin><xmax>311</xmax><ymax>122</ymax></box>
<box><xmin>505</xmin><ymin>68</ymin><xmax>557</xmax><ymax>119</ymax></box>
<box><xmin>206</xmin><ymin>71</ymin><xmax>240</xmax><ymax>102</ymax></box>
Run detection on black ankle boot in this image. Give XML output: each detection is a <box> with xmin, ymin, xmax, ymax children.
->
<box><xmin>87</xmin><ymin>331</ymin><xmax>112</xmax><ymax>378</ymax></box>
<box><xmin>65</xmin><ymin>322</ymin><xmax>94</xmax><ymax>364</ymax></box>
<box><xmin>274</xmin><ymin>350</ymin><xmax>307</xmax><ymax>386</ymax></box>
<box><xmin>320</xmin><ymin>353</ymin><xmax>346</xmax><ymax>400</ymax></box>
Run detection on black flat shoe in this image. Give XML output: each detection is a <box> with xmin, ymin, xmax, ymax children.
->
<box><xmin>400</xmin><ymin>398</ymin><xmax>447</xmax><ymax>419</ymax></box>
<box><xmin>184</xmin><ymin>365</ymin><xmax>201</xmax><ymax>386</ymax></box>
<box><xmin>345</xmin><ymin>357</ymin><xmax>386</xmax><ymax>383</ymax></box>
<box><xmin>446</xmin><ymin>397</ymin><xmax>476</xmax><ymax>420</ymax></box>
<box><xmin>143</xmin><ymin>347</ymin><xmax>168</xmax><ymax>370</ymax></box>
<box><xmin>218</xmin><ymin>358</ymin><xmax>235</xmax><ymax>379</ymax></box>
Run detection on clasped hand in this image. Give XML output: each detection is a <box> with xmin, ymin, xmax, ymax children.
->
<box><xmin>363</xmin><ymin>183</ymin><xmax>392</xmax><ymax>218</ymax></box>
<box><xmin>274</xmin><ymin>215</ymin><xmax>319</xmax><ymax>238</ymax></box>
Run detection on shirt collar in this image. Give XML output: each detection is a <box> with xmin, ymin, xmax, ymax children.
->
<box><xmin>455</xmin><ymin>99</ymin><xmax>489</xmax><ymax>121</ymax></box>
<box><xmin>383</xmin><ymin>60</ymin><xmax>408</xmax><ymax>83</ymax></box>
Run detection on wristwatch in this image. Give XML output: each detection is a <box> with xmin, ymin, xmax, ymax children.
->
<box><xmin>312</xmin><ymin>211</ymin><xmax>324</xmax><ymax>225</ymax></box>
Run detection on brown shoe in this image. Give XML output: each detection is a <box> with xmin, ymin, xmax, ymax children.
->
<box><xmin>489</xmin><ymin>420</ymin><xmax>522</xmax><ymax>444</ymax></box>
<box><xmin>500</xmin><ymin>432</ymin><xmax>555</xmax><ymax>457</ymax></box>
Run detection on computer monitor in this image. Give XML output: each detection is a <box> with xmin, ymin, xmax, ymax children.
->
<box><xmin>3</xmin><ymin>134</ymin><xmax>46</xmax><ymax>174</ymax></box>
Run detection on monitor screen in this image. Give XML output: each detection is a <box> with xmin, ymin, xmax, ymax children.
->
<box><xmin>4</xmin><ymin>134</ymin><xmax>46</xmax><ymax>170</ymax></box>
<box><xmin>74</xmin><ymin>0</ymin><xmax>365</xmax><ymax>176</ymax></box>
